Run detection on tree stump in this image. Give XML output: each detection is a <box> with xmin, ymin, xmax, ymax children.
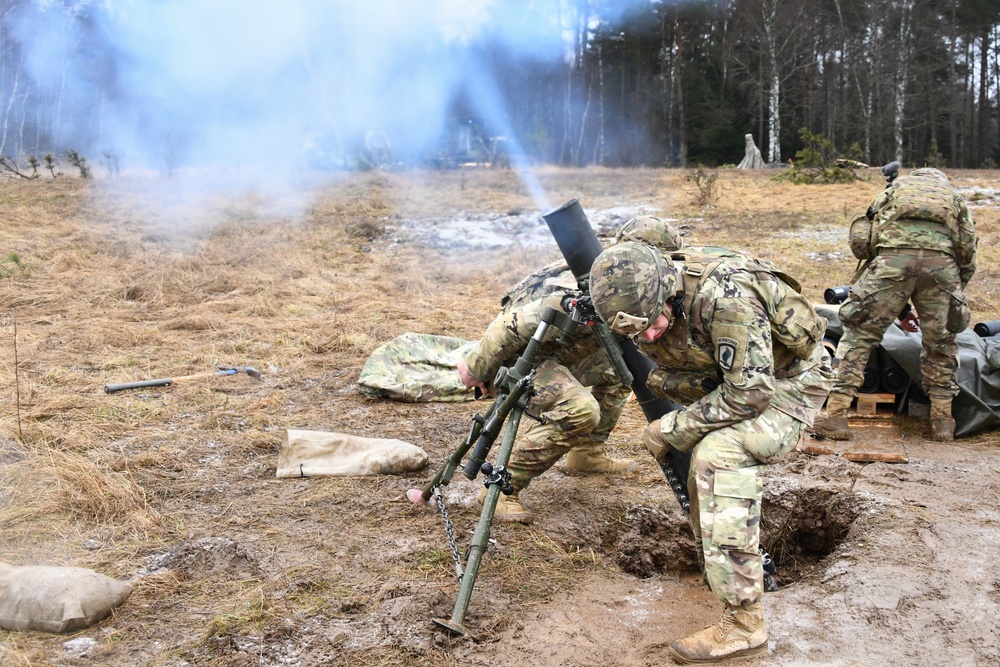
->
<box><xmin>737</xmin><ymin>134</ymin><xmax>765</xmax><ymax>169</ymax></box>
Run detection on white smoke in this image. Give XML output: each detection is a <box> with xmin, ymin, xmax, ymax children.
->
<box><xmin>6</xmin><ymin>0</ymin><xmax>653</xmax><ymax>218</ymax></box>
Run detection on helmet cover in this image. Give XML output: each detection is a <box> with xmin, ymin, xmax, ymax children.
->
<box><xmin>589</xmin><ymin>241</ymin><xmax>677</xmax><ymax>336</ymax></box>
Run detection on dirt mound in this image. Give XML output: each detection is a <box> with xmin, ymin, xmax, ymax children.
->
<box><xmin>612</xmin><ymin>505</ymin><xmax>700</xmax><ymax>577</ymax></box>
<box><xmin>141</xmin><ymin>537</ymin><xmax>259</xmax><ymax>581</ymax></box>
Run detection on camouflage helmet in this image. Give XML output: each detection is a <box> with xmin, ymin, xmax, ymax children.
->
<box><xmin>615</xmin><ymin>215</ymin><xmax>685</xmax><ymax>252</ymax></box>
<box><xmin>589</xmin><ymin>241</ymin><xmax>677</xmax><ymax>336</ymax></box>
<box><xmin>910</xmin><ymin>167</ymin><xmax>950</xmax><ymax>183</ymax></box>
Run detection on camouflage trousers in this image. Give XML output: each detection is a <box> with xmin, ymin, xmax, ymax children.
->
<box><xmin>507</xmin><ymin>353</ymin><xmax>629</xmax><ymax>490</ymax></box>
<box><xmin>688</xmin><ymin>409</ymin><xmax>808</xmax><ymax>607</ymax></box>
<box><xmin>835</xmin><ymin>251</ymin><xmax>966</xmax><ymax>400</ymax></box>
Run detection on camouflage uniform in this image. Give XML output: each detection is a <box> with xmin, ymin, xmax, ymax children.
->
<box><xmin>462</xmin><ymin>265</ymin><xmax>630</xmax><ymax>490</ymax></box>
<box><xmin>833</xmin><ymin>168</ymin><xmax>977</xmax><ymax>406</ymax></box>
<box><xmin>590</xmin><ymin>242</ymin><xmax>834</xmax><ymax>608</ymax></box>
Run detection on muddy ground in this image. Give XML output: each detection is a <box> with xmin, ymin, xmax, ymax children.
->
<box><xmin>1</xmin><ymin>166</ymin><xmax>999</xmax><ymax>666</ymax></box>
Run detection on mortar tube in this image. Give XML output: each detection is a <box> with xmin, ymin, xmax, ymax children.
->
<box><xmin>541</xmin><ymin>199</ymin><xmax>605</xmax><ymax>286</ymax></box>
<box><xmin>542</xmin><ymin>200</ymin><xmax>690</xmax><ymax>496</ymax></box>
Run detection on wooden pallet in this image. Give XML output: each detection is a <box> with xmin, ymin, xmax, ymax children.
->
<box><xmin>854</xmin><ymin>392</ymin><xmax>897</xmax><ymax>417</ymax></box>
<box><xmin>801</xmin><ymin>394</ymin><xmax>909</xmax><ymax>463</ymax></box>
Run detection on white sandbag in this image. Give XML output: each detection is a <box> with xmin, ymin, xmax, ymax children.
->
<box><xmin>277</xmin><ymin>429</ymin><xmax>428</xmax><ymax>478</ymax></box>
<box><xmin>0</xmin><ymin>561</ymin><xmax>132</xmax><ymax>633</ymax></box>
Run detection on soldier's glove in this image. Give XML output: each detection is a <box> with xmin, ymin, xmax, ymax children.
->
<box><xmin>898</xmin><ymin>310</ymin><xmax>920</xmax><ymax>333</ymax></box>
<box><xmin>642</xmin><ymin>418</ymin><xmax>671</xmax><ymax>463</ymax></box>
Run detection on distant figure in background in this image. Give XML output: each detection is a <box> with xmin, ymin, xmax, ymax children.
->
<box><xmin>814</xmin><ymin>166</ymin><xmax>977</xmax><ymax>442</ymax></box>
<box><xmin>737</xmin><ymin>134</ymin><xmax>764</xmax><ymax>169</ymax></box>
<box><xmin>364</xmin><ymin>123</ymin><xmax>391</xmax><ymax>168</ymax></box>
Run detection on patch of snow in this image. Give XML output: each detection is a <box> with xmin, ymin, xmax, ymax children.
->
<box><xmin>394</xmin><ymin>206</ymin><xmax>660</xmax><ymax>250</ymax></box>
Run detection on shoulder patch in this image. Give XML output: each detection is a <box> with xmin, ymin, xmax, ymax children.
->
<box><xmin>712</xmin><ymin>321</ymin><xmax>750</xmax><ymax>385</ymax></box>
<box><xmin>717</xmin><ymin>336</ymin><xmax>739</xmax><ymax>371</ymax></box>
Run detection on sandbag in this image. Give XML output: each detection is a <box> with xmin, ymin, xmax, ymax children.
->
<box><xmin>0</xmin><ymin>562</ymin><xmax>132</xmax><ymax>633</ymax></box>
<box><xmin>277</xmin><ymin>429</ymin><xmax>428</xmax><ymax>478</ymax></box>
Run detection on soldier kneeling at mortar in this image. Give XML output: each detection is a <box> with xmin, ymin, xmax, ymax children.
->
<box><xmin>588</xmin><ymin>241</ymin><xmax>833</xmax><ymax>664</ymax></box>
<box><xmin>456</xmin><ymin>262</ymin><xmax>638</xmax><ymax>523</ymax></box>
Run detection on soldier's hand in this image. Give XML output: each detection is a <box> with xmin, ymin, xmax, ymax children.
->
<box><xmin>642</xmin><ymin>418</ymin><xmax>671</xmax><ymax>462</ymax></box>
<box><xmin>456</xmin><ymin>359</ymin><xmax>487</xmax><ymax>391</ymax></box>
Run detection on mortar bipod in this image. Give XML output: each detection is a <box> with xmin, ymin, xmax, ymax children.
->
<box><xmin>431</xmin><ymin>367</ymin><xmax>537</xmax><ymax>636</ymax></box>
<box><xmin>407</xmin><ymin>305</ymin><xmax>570</xmax><ymax>506</ymax></box>
<box><xmin>407</xmin><ymin>306</ymin><xmax>572</xmax><ymax>636</ymax></box>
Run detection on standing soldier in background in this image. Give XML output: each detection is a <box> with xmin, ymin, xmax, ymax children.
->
<box><xmin>814</xmin><ymin>167</ymin><xmax>977</xmax><ymax>442</ymax></box>
<box><xmin>588</xmin><ymin>241</ymin><xmax>833</xmax><ymax>664</ymax></box>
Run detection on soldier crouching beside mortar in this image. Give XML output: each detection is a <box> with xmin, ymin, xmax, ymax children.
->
<box><xmin>588</xmin><ymin>242</ymin><xmax>834</xmax><ymax>664</ymax></box>
<box><xmin>813</xmin><ymin>166</ymin><xmax>977</xmax><ymax>442</ymax></box>
<box><xmin>455</xmin><ymin>261</ymin><xmax>639</xmax><ymax>524</ymax></box>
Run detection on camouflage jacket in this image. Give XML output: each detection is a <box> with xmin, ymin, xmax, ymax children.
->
<box><xmin>868</xmin><ymin>173</ymin><xmax>977</xmax><ymax>286</ymax></box>
<box><xmin>640</xmin><ymin>259</ymin><xmax>829</xmax><ymax>452</ymax></box>
<box><xmin>500</xmin><ymin>260</ymin><xmax>573</xmax><ymax>310</ymax></box>
<box><xmin>463</xmin><ymin>268</ymin><xmax>608</xmax><ymax>387</ymax></box>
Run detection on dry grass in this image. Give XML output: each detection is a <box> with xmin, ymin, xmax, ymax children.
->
<box><xmin>0</xmin><ymin>442</ymin><xmax>158</xmax><ymax>528</ymax></box>
<box><xmin>0</xmin><ymin>167</ymin><xmax>998</xmax><ymax>664</ymax></box>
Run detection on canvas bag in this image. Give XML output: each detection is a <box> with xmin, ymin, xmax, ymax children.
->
<box><xmin>277</xmin><ymin>430</ymin><xmax>428</xmax><ymax>478</ymax></box>
<box><xmin>0</xmin><ymin>562</ymin><xmax>132</xmax><ymax>633</ymax></box>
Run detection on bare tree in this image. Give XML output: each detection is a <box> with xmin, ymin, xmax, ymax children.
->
<box><xmin>892</xmin><ymin>0</ymin><xmax>915</xmax><ymax>163</ymax></box>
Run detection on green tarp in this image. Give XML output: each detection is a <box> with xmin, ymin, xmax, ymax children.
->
<box><xmin>818</xmin><ymin>304</ymin><xmax>1000</xmax><ymax>438</ymax></box>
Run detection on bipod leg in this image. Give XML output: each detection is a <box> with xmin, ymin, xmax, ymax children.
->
<box><xmin>407</xmin><ymin>406</ymin><xmax>493</xmax><ymax>505</ymax></box>
<box><xmin>433</xmin><ymin>404</ymin><xmax>524</xmax><ymax>637</ymax></box>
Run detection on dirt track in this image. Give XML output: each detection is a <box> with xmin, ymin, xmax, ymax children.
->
<box><xmin>1</xmin><ymin>167</ymin><xmax>999</xmax><ymax>666</ymax></box>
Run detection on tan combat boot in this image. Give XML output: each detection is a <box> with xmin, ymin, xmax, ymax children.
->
<box><xmin>668</xmin><ymin>602</ymin><xmax>768</xmax><ymax>664</ymax></box>
<box><xmin>476</xmin><ymin>486</ymin><xmax>533</xmax><ymax>524</ymax></box>
<box><xmin>929</xmin><ymin>397</ymin><xmax>956</xmax><ymax>441</ymax></box>
<box><xmin>566</xmin><ymin>443</ymin><xmax>637</xmax><ymax>474</ymax></box>
<box><xmin>812</xmin><ymin>392</ymin><xmax>853</xmax><ymax>440</ymax></box>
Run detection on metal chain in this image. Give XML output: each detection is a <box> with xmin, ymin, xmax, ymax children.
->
<box><xmin>433</xmin><ymin>486</ymin><xmax>465</xmax><ymax>582</ymax></box>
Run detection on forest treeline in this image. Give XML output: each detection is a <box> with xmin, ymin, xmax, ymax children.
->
<box><xmin>1</xmin><ymin>0</ymin><xmax>998</xmax><ymax>171</ymax></box>
<box><xmin>486</xmin><ymin>0</ymin><xmax>999</xmax><ymax>169</ymax></box>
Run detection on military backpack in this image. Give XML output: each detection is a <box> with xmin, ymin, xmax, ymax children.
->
<box><xmin>499</xmin><ymin>260</ymin><xmax>576</xmax><ymax>311</ymax></box>
<box><xmin>669</xmin><ymin>250</ymin><xmax>825</xmax><ymax>361</ymax></box>
<box><xmin>851</xmin><ymin>171</ymin><xmax>962</xmax><ymax>261</ymax></box>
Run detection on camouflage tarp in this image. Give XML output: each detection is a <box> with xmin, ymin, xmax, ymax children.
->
<box><xmin>358</xmin><ymin>332</ymin><xmax>477</xmax><ymax>402</ymax></box>
<box><xmin>817</xmin><ymin>304</ymin><xmax>1000</xmax><ymax>437</ymax></box>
